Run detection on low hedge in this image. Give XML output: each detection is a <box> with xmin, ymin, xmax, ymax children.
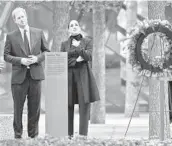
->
<box><xmin>0</xmin><ymin>135</ymin><xmax>172</xmax><ymax>146</ymax></box>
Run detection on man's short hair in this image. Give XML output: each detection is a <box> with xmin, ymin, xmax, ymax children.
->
<box><xmin>12</xmin><ymin>7</ymin><xmax>27</xmax><ymax>20</ymax></box>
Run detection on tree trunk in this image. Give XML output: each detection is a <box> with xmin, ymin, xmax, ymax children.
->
<box><xmin>40</xmin><ymin>2</ymin><xmax>70</xmax><ymax>112</ymax></box>
<box><xmin>117</xmin><ymin>3</ymin><xmax>127</xmax><ymax>105</ymax></box>
<box><xmin>124</xmin><ymin>1</ymin><xmax>139</xmax><ymax>117</ymax></box>
<box><xmin>90</xmin><ymin>2</ymin><xmax>106</xmax><ymax>124</ymax></box>
<box><xmin>52</xmin><ymin>1</ymin><xmax>70</xmax><ymax>52</ymax></box>
<box><xmin>148</xmin><ymin>1</ymin><xmax>170</xmax><ymax>139</ymax></box>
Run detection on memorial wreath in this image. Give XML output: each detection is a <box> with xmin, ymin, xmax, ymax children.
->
<box><xmin>127</xmin><ymin>19</ymin><xmax>172</xmax><ymax>79</ymax></box>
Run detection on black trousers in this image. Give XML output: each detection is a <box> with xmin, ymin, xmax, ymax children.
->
<box><xmin>11</xmin><ymin>70</ymin><xmax>41</xmax><ymax>138</ymax></box>
<box><xmin>68</xmin><ymin>67</ymin><xmax>90</xmax><ymax>136</ymax></box>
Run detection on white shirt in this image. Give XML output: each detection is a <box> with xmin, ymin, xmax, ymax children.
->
<box><xmin>19</xmin><ymin>25</ymin><xmax>31</xmax><ymax>50</ymax></box>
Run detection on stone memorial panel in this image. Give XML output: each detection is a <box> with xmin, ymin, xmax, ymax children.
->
<box><xmin>45</xmin><ymin>52</ymin><xmax>68</xmax><ymax>137</ymax></box>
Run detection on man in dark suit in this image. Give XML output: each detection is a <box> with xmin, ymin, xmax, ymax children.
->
<box><xmin>4</xmin><ymin>7</ymin><xmax>49</xmax><ymax>139</ymax></box>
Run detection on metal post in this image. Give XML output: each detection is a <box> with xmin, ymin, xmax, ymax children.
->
<box><xmin>160</xmin><ymin>80</ymin><xmax>165</xmax><ymax>141</ymax></box>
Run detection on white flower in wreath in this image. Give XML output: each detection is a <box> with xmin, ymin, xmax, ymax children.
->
<box><xmin>148</xmin><ymin>19</ymin><xmax>153</xmax><ymax>25</ymax></box>
<box><xmin>143</xmin><ymin>19</ymin><xmax>148</xmax><ymax>24</ymax></box>
<box><xmin>144</xmin><ymin>22</ymin><xmax>149</xmax><ymax>29</ymax></box>
<box><xmin>134</xmin><ymin>29</ymin><xmax>140</xmax><ymax>35</ymax></box>
<box><xmin>137</xmin><ymin>22</ymin><xmax>144</xmax><ymax>29</ymax></box>
<box><xmin>161</xmin><ymin>20</ymin><xmax>169</xmax><ymax>26</ymax></box>
<box><xmin>154</xmin><ymin>21</ymin><xmax>160</xmax><ymax>26</ymax></box>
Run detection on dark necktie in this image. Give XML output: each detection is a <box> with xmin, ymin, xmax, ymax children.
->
<box><xmin>24</xmin><ymin>30</ymin><xmax>31</xmax><ymax>55</ymax></box>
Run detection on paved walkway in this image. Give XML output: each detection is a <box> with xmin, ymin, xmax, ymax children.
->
<box><xmin>74</xmin><ymin>113</ymin><xmax>149</xmax><ymax>139</ymax></box>
<box><xmin>0</xmin><ymin>113</ymin><xmax>151</xmax><ymax>140</ymax></box>
<box><xmin>2</xmin><ymin>113</ymin><xmax>172</xmax><ymax>140</ymax></box>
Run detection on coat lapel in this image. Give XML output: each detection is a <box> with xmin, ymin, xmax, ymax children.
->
<box><xmin>79</xmin><ymin>38</ymin><xmax>85</xmax><ymax>49</ymax></box>
<box><xmin>30</xmin><ymin>27</ymin><xmax>37</xmax><ymax>54</ymax></box>
<box><xmin>16</xmin><ymin>29</ymin><xmax>27</xmax><ymax>55</ymax></box>
<box><xmin>65</xmin><ymin>38</ymin><xmax>71</xmax><ymax>51</ymax></box>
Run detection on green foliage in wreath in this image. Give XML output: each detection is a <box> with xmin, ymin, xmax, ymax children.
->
<box><xmin>127</xmin><ymin>19</ymin><xmax>172</xmax><ymax>79</ymax></box>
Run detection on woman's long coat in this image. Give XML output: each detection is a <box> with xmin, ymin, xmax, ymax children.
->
<box><xmin>60</xmin><ymin>36</ymin><xmax>100</xmax><ymax>107</ymax></box>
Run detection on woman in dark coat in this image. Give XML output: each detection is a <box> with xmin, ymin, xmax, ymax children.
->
<box><xmin>60</xmin><ymin>20</ymin><xmax>100</xmax><ymax>137</ymax></box>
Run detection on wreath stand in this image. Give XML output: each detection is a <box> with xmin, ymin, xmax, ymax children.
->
<box><xmin>124</xmin><ymin>75</ymin><xmax>166</xmax><ymax>141</ymax></box>
<box><xmin>124</xmin><ymin>19</ymin><xmax>172</xmax><ymax>141</ymax></box>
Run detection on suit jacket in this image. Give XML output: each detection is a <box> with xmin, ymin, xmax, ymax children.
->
<box><xmin>4</xmin><ymin>27</ymin><xmax>50</xmax><ymax>84</ymax></box>
<box><xmin>61</xmin><ymin>37</ymin><xmax>100</xmax><ymax>106</ymax></box>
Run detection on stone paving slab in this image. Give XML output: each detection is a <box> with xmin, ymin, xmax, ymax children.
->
<box><xmin>0</xmin><ymin>113</ymin><xmax>171</xmax><ymax>140</ymax></box>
